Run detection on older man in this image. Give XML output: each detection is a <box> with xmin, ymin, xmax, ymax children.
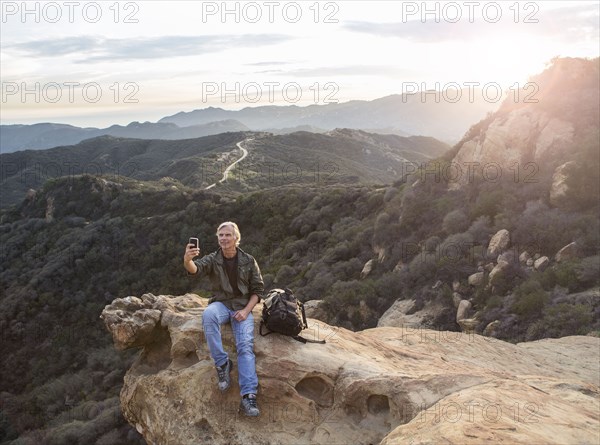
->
<box><xmin>183</xmin><ymin>221</ymin><xmax>263</xmax><ymax>417</ymax></box>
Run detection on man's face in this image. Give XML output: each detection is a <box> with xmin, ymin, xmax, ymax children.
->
<box><xmin>217</xmin><ymin>226</ymin><xmax>236</xmax><ymax>250</ymax></box>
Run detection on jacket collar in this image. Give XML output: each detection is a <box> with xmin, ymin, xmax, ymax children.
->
<box><xmin>215</xmin><ymin>247</ymin><xmax>251</xmax><ymax>265</ymax></box>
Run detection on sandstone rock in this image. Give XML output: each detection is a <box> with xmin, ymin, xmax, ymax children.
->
<box><xmin>468</xmin><ymin>272</ymin><xmax>485</xmax><ymax>286</ymax></box>
<box><xmin>449</xmin><ymin>107</ymin><xmax>574</xmax><ymax>191</ymax></box>
<box><xmin>484</xmin><ymin>262</ymin><xmax>495</xmax><ymax>272</ymax></box>
<box><xmin>452</xmin><ymin>280</ymin><xmax>461</xmax><ymax>292</ymax></box>
<box><xmin>452</xmin><ymin>292</ymin><xmax>462</xmax><ymax>309</ymax></box>
<box><xmin>487</xmin><ymin>229</ymin><xmax>510</xmax><ymax>257</ymax></box>
<box><xmin>519</xmin><ymin>251</ymin><xmax>531</xmax><ymax>263</ymax></box>
<box><xmin>303</xmin><ymin>300</ymin><xmax>328</xmax><ymax>322</ymax></box>
<box><xmin>361</xmin><ymin>259</ymin><xmax>374</xmax><ymax>279</ymax></box>
<box><xmin>555</xmin><ymin>242</ymin><xmax>580</xmax><ymax>263</ymax></box>
<box><xmin>498</xmin><ymin>250</ymin><xmax>518</xmax><ymax>264</ymax></box>
<box><xmin>102</xmin><ymin>294</ymin><xmax>600</xmax><ymax>445</ymax></box>
<box><xmin>483</xmin><ymin>320</ymin><xmax>500</xmax><ymax>337</ymax></box>
<box><xmin>550</xmin><ymin>161</ymin><xmax>577</xmax><ymax>207</ymax></box>
<box><xmin>456</xmin><ymin>300</ymin><xmax>472</xmax><ymax>323</ymax></box>
<box><xmin>457</xmin><ymin>318</ymin><xmax>478</xmax><ymax>333</ymax></box>
<box><xmin>526</xmin><ymin>258</ymin><xmax>534</xmax><ymax>267</ymax></box>
<box><xmin>533</xmin><ymin>117</ymin><xmax>575</xmax><ymax>161</ymax></box>
<box><xmin>100</xmin><ymin>295</ymin><xmax>162</xmax><ymax>351</ymax></box>
<box><xmin>45</xmin><ymin>196</ymin><xmax>55</xmax><ymax>222</ymax></box>
<box><xmin>393</xmin><ymin>261</ymin><xmax>407</xmax><ymax>273</ymax></box>
<box><xmin>489</xmin><ymin>260</ymin><xmax>511</xmax><ymax>285</ymax></box>
<box><xmin>534</xmin><ymin>256</ymin><xmax>550</xmax><ymax>271</ymax></box>
<box><xmin>378</xmin><ymin>299</ymin><xmax>446</xmax><ymax>330</ymax></box>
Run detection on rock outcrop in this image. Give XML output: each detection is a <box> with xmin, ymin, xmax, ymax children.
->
<box><xmin>487</xmin><ymin>229</ymin><xmax>510</xmax><ymax>257</ymax></box>
<box><xmin>377</xmin><ymin>299</ymin><xmax>446</xmax><ymax>329</ymax></box>
<box><xmin>102</xmin><ymin>293</ymin><xmax>600</xmax><ymax>445</ymax></box>
<box><xmin>555</xmin><ymin>241</ymin><xmax>580</xmax><ymax>263</ymax></box>
<box><xmin>550</xmin><ymin>161</ymin><xmax>576</xmax><ymax>207</ymax></box>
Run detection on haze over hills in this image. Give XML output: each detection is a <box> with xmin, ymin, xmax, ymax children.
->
<box><xmin>159</xmin><ymin>91</ymin><xmax>497</xmax><ymax>142</ymax></box>
<box><xmin>0</xmin><ymin>120</ymin><xmax>250</xmax><ymax>154</ymax></box>
<box><xmin>0</xmin><ymin>129</ymin><xmax>450</xmax><ymax>209</ymax></box>
<box><xmin>1</xmin><ymin>90</ymin><xmax>495</xmax><ymax>153</ymax></box>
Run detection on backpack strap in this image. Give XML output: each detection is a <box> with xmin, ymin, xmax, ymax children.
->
<box><xmin>293</xmin><ymin>335</ymin><xmax>326</xmax><ymax>344</ymax></box>
<box><xmin>259</xmin><ymin>320</ymin><xmax>273</xmax><ymax>337</ymax></box>
<box><xmin>299</xmin><ymin>301</ymin><xmax>309</xmax><ymax>329</ymax></box>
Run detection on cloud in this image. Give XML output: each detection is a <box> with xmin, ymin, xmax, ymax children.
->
<box><xmin>245</xmin><ymin>61</ymin><xmax>291</xmax><ymax>67</ymax></box>
<box><xmin>9</xmin><ymin>34</ymin><xmax>293</xmax><ymax>62</ymax></box>
<box><xmin>281</xmin><ymin>65</ymin><xmax>417</xmax><ymax>78</ymax></box>
<box><xmin>343</xmin><ymin>3</ymin><xmax>599</xmax><ymax>43</ymax></box>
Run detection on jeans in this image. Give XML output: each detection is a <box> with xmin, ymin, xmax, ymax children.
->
<box><xmin>202</xmin><ymin>302</ymin><xmax>258</xmax><ymax>396</ymax></box>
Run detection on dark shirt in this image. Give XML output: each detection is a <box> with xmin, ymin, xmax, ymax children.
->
<box><xmin>223</xmin><ymin>254</ymin><xmax>243</xmax><ymax>299</ymax></box>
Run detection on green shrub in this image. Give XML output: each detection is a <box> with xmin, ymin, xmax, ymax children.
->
<box><xmin>442</xmin><ymin>210</ymin><xmax>469</xmax><ymax>234</ymax></box>
<box><xmin>512</xmin><ymin>279</ymin><xmax>549</xmax><ymax>318</ymax></box>
<box><xmin>577</xmin><ymin>256</ymin><xmax>600</xmax><ymax>287</ymax></box>
<box><xmin>526</xmin><ymin>303</ymin><xmax>593</xmax><ymax>340</ymax></box>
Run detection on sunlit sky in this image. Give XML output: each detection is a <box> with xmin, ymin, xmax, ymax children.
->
<box><xmin>1</xmin><ymin>1</ymin><xmax>598</xmax><ymax>127</ymax></box>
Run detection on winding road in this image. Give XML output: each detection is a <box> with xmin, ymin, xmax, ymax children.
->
<box><xmin>205</xmin><ymin>138</ymin><xmax>251</xmax><ymax>190</ymax></box>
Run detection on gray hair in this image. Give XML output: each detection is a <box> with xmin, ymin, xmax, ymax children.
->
<box><xmin>216</xmin><ymin>221</ymin><xmax>241</xmax><ymax>247</ymax></box>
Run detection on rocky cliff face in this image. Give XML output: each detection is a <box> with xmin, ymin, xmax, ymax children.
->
<box><xmin>102</xmin><ymin>293</ymin><xmax>599</xmax><ymax>445</ymax></box>
<box><xmin>448</xmin><ymin>57</ymin><xmax>599</xmax><ymax>191</ymax></box>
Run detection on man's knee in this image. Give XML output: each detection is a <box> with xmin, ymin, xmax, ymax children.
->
<box><xmin>236</xmin><ymin>340</ymin><xmax>254</xmax><ymax>356</ymax></box>
<box><xmin>202</xmin><ymin>303</ymin><xmax>221</xmax><ymax>327</ymax></box>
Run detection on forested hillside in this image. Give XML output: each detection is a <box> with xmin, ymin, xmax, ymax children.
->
<box><xmin>1</xmin><ymin>57</ymin><xmax>598</xmax><ymax>445</ymax></box>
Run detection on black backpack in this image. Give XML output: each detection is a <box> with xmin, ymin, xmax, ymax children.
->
<box><xmin>259</xmin><ymin>288</ymin><xmax>325</xmax><ymax>344</ymax></box>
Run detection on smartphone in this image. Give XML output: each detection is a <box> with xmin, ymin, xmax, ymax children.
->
<box><xmin>189</xmin><ymin>237</ymin><xmax>199</xmax><ymax>249</ymax></box>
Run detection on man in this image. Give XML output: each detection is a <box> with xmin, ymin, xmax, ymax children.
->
<box><xmin>183</xmin><ymin>221</ymin><xmax>263</xmax><ymax>417</ymax></box>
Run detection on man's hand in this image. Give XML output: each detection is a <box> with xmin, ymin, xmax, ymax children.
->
<box><xmin>183</xmin><ymin>243</ymin><xmax>200</xmax><ymax>274</ymax></box>
<box><xmin>234</xmin><ymin>294</ymin><xmax>260</xmax><ymax>322</ymax></box>
<box><xmin>184</xmin><ymin>243</ymin><xmax>200</xmax><ymax>261</ymax></box>
<box><xmin>233</xmin><ymin>309</ymin><xmax>250</xmax><ymax>322</ymax></box>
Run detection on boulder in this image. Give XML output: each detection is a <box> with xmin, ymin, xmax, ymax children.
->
<box><xmin>534</xmin><ymin>256</ymin><xmax>550</xmax><ymax>271</ymax></box>
<box><xmin>489</xmin><ymin>260</ymin><xmax>511</xmax><ymax>285</ymax></box>
<box><xmin>487</xmin><ymin>229</ymin><xmax>510</xmax><ymax>257</ymax></box>
<box><xmin>102</xmin><ymin>293</ymin><xmax>600</xmax><ymax>445</ymax></box>
<box><xmin>361</xmin><ymin>259</ymin><xmax>374</xmax><ymax>279</ymax></box>
<box><xmin>452</xmin><ymin>292</ymin><xmax>462</xmax><ymax>309</ymax></box>
<box><xmin>452</xmin><ymin>280</ymin><xmax>461</xmax><ymax>292</ymax></box>
<box><xmin>483</xmin><ymin>320</ymin><xmax>501</xmax><ymax>337</ymax></box>
<box><xmin>303</xmin><ymin>300</ymin><xmax>328</xmax><ymax>322</ymax></box>
<box><xmin>519</xmin><ymin>251</ymin><xmax>531</xmax><ymax>264</ymax></box>
<box><xmin>456</xmin><ymin>300</ymin><xmax>472</xmax><ymax>323</ymax></box>
<box><xmin>555</xmin><ymin>242</ymin><xmax>580</xmax><ymax>263</ymax></box>
<box><xmin>526</xmin><ymin>258</ymin><xmax>534</xmax><ymax>267</ymax></box>
<box><xmin>457</xmin><ymin>318</ymin><xmax>478</xmax><ymax>333</ymax></box>
<box><xmin>393</xmin><ymin>261</ymin><xmax>407</xmax><ymax>273</ymax></box>
<box><xmin>378</xmin><ymin>299</ymin><xmax>446</xmax><ymax>330</ymax></box>
<box><xmin>468</xmin><ymin>272</ymin><xmax>485</xmax><ymax>287</ymax></box>
<box><xmin>498</xmin><ymin>250</ymin><xmax>518</xmax><ymax>264</ymax></box>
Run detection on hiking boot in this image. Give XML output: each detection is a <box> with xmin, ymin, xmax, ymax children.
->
<box><xmin>239</xmin><ymin>394</ymin><xmax>260</xmax><ymax>417</ymax></box>
<box><xmin>216</xmin><ymin>359</ymin><xmax>233</xmax><ymax>392</ymax></box>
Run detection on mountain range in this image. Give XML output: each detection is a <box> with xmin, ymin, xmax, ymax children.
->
<box><xmin>0</xmin><ymin>120</ymin><xmax>250</xmax><ymax>154</ymax></box>
<box><xmin>1</xmin><ymin>90</ymin><xmax>495</xmax><ymax>153</ymax></box>
<box><xmin>0</xmin><ymin>129</ymin><xmax>449</xmax><ymax>209</ymax></box>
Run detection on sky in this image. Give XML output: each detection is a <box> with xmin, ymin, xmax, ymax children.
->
<box><xmin>1</xmin><ymin>0</ymin><xmax>598</xmax><ymax>127</ymax></box>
